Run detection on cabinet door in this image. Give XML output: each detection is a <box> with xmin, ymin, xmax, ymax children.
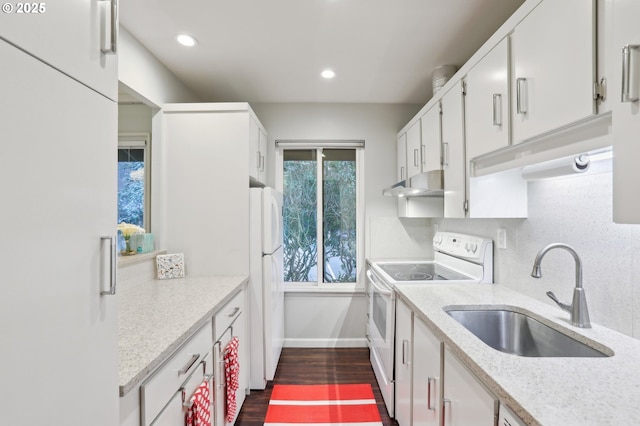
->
<box><xmin>249</xmin><ymin>118</ymin><xmax>261</xmax><ymax>180</ymax></box>
<box><xmin>397</xmin><ymin>133</ymin><xmax>408</xmax><ymax>182</ymax></box>
<box><xmin>258</xmin><ymin>128</ymin><xmax>268</xmax><ymax>183</ymax></box>
<box><xmin>511</xmin><ymin>0</ymin><xmax>595</xmax><ymax>143</ymax></box>
<box><xmin>0</xmin><ymin>39</ymin><xmax>118</xmax><ymax>425</ymax></box>
<box><xmin>406</xmin><ymin>120</ymin><xmax>422</xmax><ymax>178</ymax></box>
<box><xmin>612</xmin><ymin>0</ymin><xmax>640</xmax><ymax>223</ymax></box>
<box><xmin>465</xmin><ymin>37</ymin><xmax>510</xmax><ymax>160</ymax></box>
<box><xmin>395</xmin><ymin>299</ymin><xmax>413</xmax><ymax>426</ymax></box>
<box><xmin>412</xmin><ymin>317</ymin><xmax>440</xmax><ymax>426</ymax></box>
<box><xmin>442</xmin><ymin>348</ymin><xmax>497</xmax><ymax>426</ymax></box>
<box><xmin>0</xmin><ymin>0</ymin><xmax>118</xmax><ymax>100</ymax></box>
<box><xmin>441</xmin><ymin>81</ymin><xmax>467</xmax><ymax>218</ymax></box>
<box><xmin>421</xmin><ymin>104</ymin><xmax>442</xmax><ymax>172</ymax></box>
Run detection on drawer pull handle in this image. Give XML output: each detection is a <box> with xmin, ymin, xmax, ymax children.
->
<box><xmin>427</xmin><ymin>377</ymin><xmax>436</xmax><ymax>410</ymax></box>
<box><xmin>228</xmin><ymin>306</ymin><xmax>240</xmax><ymax>317</ymax></box>
<box><xmin>622</xmin><ymin>44</ymin><xmax>640</xmax><ymax>102</ymax></box>
<box><xmin>179</xmin><ymin>354</ymin><xmax>200</xmax><ymax>375</ymax></box>
<box><xmin>492</xmin><ymin>94</ymin><xmax>502</xmax><ymax>126</ymax></box>
<box><xmin>516</xmin><ymin>78</ymin><xmax>528</xmax><ymax>114</ymax></box>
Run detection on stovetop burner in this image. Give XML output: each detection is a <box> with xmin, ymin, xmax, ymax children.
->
<box><xmin>377</xmin><ymin>262</ymin><xmax>472</xmax><ymax>281</ymax></box>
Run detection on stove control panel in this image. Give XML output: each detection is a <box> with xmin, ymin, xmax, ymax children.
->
<box><xmin>433</xmin><ymin>232</ymin><xmax>493</xmax><ymax>262</ymax></box>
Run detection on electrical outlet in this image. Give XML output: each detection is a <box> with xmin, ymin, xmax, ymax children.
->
<box><xmin>497</xmin><ymin>228</ymin><xmax>507</xmax><ymax>250</ymax></box>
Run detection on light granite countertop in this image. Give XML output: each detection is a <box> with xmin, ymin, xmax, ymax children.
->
<box><xmin>118</xmin><ymin>275</ymin><xmax>248</xmax><ymax>396</ymax></box>
<box><xmin>395</xmin><ymin>283</ymin><xmax>640</xmax><ymax>425</ymax></box>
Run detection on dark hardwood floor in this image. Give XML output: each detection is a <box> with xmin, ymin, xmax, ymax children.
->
<box><xmin>235</xmin><ymin>347</ymin><xmax>398</xmax><ymax>426</ymax></box>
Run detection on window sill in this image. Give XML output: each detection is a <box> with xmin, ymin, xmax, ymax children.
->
<box><xmin>284</xmin><ymin>285</ymin><xmax>365</xmax><ymax>295</ymax></box>
<box><xmin>117</xmin><ymin>249</ymin><xmax>166</xmax><ymax>268</ymax></box>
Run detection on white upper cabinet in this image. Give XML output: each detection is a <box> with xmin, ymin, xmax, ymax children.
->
<box><xmin>441</xmin><ymin>81</ymin><xmax>467</xmax><ymax>218</ymax></box>
<box><xmin>612</xmin><ymin>0</ymin><xmax>640</xmax><ymax>223</ymax></box>
<box><xmin>465</xmin><ymin>37</ymin><xmax>510</xmax><ymax>160</ymax></box>
<box><xmin>406</xmin><ymin>120</ymin><xmax>423</xmax><ymax>178</ymax></box>
<box><xmin>258</xmin><ymin>127</ymin><xmax>268</xmax><ymax>183</ymax></box>
<box><xmin>511</xmin><ymin>0</ymin><xmax>596</xmax><ymax>144</ymax></box>
<box><xmin>397</xmin><ymin>133</ymin><xmax>408</xmax><ymax>182</ymax></box>
<box><xmin>249</xmin><ymin>116</ymin><xmax>268</xmax><ymax>183</ymax></box>
<box><xmin>421</xmin><ymin>104</ymin><xmax>442</xmax><ymax>172</ymax></box>
<box><xmin>0</xmin><ymin>0</ymin><xmax>118</xmax><ymax>100</ymax></box>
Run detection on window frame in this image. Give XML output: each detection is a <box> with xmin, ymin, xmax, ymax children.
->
<box><xmin>118</xmin><ymin>132</ymin><xmax>151</xmax><ymax>231</ymax></box>
<box><xmin>276</xmin><ymin>141</ymin><xmax>365</xmax><ymax>292</ymax></box>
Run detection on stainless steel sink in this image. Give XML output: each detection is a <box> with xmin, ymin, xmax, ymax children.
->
<box><xmin>445</xmin><ymin>307</ymin><xmax>612</xmax><ymax>357</ymax></box>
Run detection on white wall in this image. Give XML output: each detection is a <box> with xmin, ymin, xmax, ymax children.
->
<box><xmin>118</xmin><ymin>103</ymin><xmax>152</xmax><ymax>134</ymax></box>
<box><xmin>433</xmin><ymin>160</ymin><xmax>640</xmax><ymax>340</ymax></box>
<box><xmin>251</xmin><ymin>102</ymin><xmax>420</xmax><ymax>347</ymax></box>
<box><xmin>118</xmin><ymin>26</ymin><xmax>201</xmax><ymax>250</ymax></box>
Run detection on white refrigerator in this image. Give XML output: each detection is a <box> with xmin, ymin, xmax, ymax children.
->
<box><xmin>249</xmin><ymin>187</ymin><xmax>285</xmax><ymax>389</ymax></box>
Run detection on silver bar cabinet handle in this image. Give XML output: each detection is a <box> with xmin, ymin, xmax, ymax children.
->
<box><xmin>413</xmin><ymin>148</ymin><xmax>419</xmax><ymax>167</ymax></box>
<box><xmin>100</xmin><ymin>0</ymin><xmax>118</xmax><ymax>54</ymax></box>
<box><xmin>442</xmin><ymin>398</ymin><xmax>451</xmax><ymax>426</ymax></box>
<box><xmin>228</xmin><ymin>306</ymin><xmax>240</xmax><ymax>317</ymax></box>
<box><xmin>427</xmin><ymin>377</ymin><xmax>436</xmax><ymax>410</ymax></box>
<box><xmin>101</xmin><ymin>236</ymin><xmax>116</xmax><ymax>296</ymax></box>
<box><xmin>260</xmin><ymin>154</ymin><xmax>265</xmax><ymax>172</ymax></box>
<box><xmin>442</xmin><ymin>142</ymin><xmax>449</xmax><ymax>167</ymax></box>
<box><xmin>256</xmin><ymin>151</ymin><xmax>262</xmax><ymax>169</ymax></box>
<box><xmin>421</xmin><ymin>144</ymin><xmax>426</xmax><ymax>165</ymax></box>
<box><xmin>402</xmin><ymin>340</ymin><xmax>409</xmax><ymax>365</ymax></box>
<box><xmin>178</xmin><ymin>354</ymin><xmax>200</xmax><ymax>375</ymax></box>
<box><xmin>492</xmin><ymin>94</ymin><xmax>502</xmax><ymax>126</ymax></box>
<box><xmin>622</xmin><ymin>44</ymin><xmax>640</xmax><ymax>102</ymax></box>
<box><xmin>400</xmin><ymin>166</ymin><xmax>405</xmax><ymax>181</ymax></box>
<box><xmin>516</xmin><ymin>78</ymin><xmax>527</xmax><ymax>114</ymax></box>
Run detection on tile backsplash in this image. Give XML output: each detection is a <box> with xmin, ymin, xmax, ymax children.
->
<box><xmin>434</xmin><ymin>168</ymin><xmax>640</xmax><ymax>340</ymax></box>
<box><xmin>370</xmin><ymin>166</ymin><xmax>640</xmax><ymax>340</ymax></box>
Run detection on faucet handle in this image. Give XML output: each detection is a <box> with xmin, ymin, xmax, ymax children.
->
<box><xmin>546</xmin><ymin>291</ymin><xmax>571</xmax><ymax>313</ymax></box>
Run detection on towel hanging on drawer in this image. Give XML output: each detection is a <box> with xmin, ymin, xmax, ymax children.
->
<box><xmin>185</xmin><ymin>379</ymin><xmax>212</xmax><ymax>426</ymax></box>
<box><xmin>224</xmin><ymin>336</ymin><xmax>240</xmax><ymax>423</ymax></box>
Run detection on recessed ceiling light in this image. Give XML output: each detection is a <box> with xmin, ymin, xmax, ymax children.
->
<box><xmin>321</xmin><ymin>69</ymin><xmax>336</xmax><ymax>79</ymax></box>
<box><xmin>176</xmin><ymin>34</ymin><xmax>198</xmax><ymax>47</ymax></box>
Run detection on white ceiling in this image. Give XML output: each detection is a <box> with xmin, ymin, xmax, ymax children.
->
<box><xmin>120</xmin><ymin>0</ymin><xmax>525</xmax><ymax>104</ymax></box>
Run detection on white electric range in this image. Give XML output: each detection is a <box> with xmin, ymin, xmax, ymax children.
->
<box><xmin>366</xmin><ymin>231</ymin><xmax>494</xmax><ymax>418</ymax></box>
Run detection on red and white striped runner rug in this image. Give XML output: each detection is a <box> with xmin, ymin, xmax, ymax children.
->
<box><xmin>264</xmin><ymin>384</ymin><xmax>383</xmax><ymax>426</ymax></box>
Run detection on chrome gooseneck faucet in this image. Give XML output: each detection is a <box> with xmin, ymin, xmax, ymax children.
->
<box><xmin>531</xmin><ymin>243</ymin><xmax>591</xmax><ymax>328</ymax></box>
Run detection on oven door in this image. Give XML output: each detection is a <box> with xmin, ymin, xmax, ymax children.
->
<box><xmin>366</xmin><ymin>267</ymin><xmax>395</xmax><ymax>417</ymax></box>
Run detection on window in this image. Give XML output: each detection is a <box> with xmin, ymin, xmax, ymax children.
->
<box><xmin>118</xmin><ymin>133</ymin><xmax>150</xmax><ymax>230</ymax></box>
<box><xmin>279</xmin><ymin>142</ymin><xmax>363</xmax><ymax>289</ymax></box>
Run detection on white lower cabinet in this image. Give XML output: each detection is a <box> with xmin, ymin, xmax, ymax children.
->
<box><xmin>396</xmin><ymin>297</ymin><xmax>502</xmax><ymax>426</ymax></box>
<box><xmin>412</xmin><ymin>317</ymin><xmax>441</xmax><ymax>426</ymax></box>
<box><xmin>442</xmin><ymin>347</ymin><xmax>498</xmax><ymax>426</ymax></box>
<box><xmin>395</xmin><ymin>299</ymin><xmax>413</xmax><ymax>426</ymax></box>
<box><xmin>214</xmin><ymin>289</ymin><xmax>248</xmax><ymax>426</ymax></box>
<box><xmin>140</xmin><ymin>322</ymin><xmax>214</xmax><ymax>426</ymax></box>
<box><xmin>120</xmin><ymin>288</ymin><xmax>248</xmax><ymax>426</ymax></box>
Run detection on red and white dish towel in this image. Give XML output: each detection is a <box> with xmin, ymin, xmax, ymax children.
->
<box><xmin>185</xmin><ymin>379</ymin><xmax>211</xmax><ymax>426</ymax></box>
<box><xmin>224</xmin><ymin>336</ymin><xmax>240</xmax><ymax>423</ymax></box>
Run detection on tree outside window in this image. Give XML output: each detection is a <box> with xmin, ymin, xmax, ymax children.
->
<box><xmin>283</xmin><ymin>148</ymin><xmax>357</xmax><ymax>284</ymax></box>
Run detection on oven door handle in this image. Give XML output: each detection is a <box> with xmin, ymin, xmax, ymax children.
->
<box><xmin>366</xmin><ymin>270</ymin><xmax>393</xmax><ymax>296</ymax></box>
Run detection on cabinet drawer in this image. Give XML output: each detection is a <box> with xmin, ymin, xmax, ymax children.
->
<box><xmin>214</xmin><ymin>289</ymin><xmax>245</xmax><ymax>340</ymax></box>
<box><xmin>141</xmin><ymin>321</ymin><xmax>213</xmax><ymax>426</ymax></box>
